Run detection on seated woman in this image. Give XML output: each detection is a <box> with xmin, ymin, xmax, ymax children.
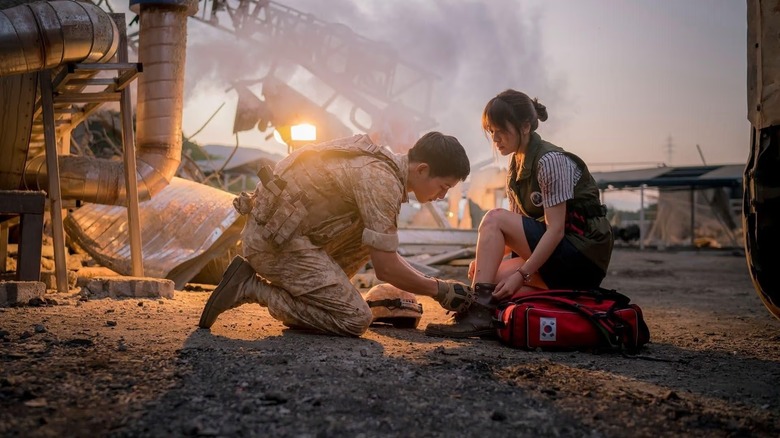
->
<box><xmin>425</xmin><ymin>89</ymin><xmax>614</xmax><ymax>339</ymax></box>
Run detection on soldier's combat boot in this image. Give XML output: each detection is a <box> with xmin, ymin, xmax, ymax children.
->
<box><xmin>198</xmin><ymin>255</ymin><xmax>265</xmax><ymax>329</ymax></box>
<box><xmin>425</xmin><ymin>283</ymin><xmax>497</xmax><ymax>339</ymax></box>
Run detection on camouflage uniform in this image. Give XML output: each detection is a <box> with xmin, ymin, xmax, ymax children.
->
<box><xmin>236</xmin><ymin>135</ymin><xmax>408</xmax><ymax>336</ymax></box>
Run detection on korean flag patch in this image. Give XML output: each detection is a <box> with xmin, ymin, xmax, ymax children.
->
<box><xmin>540</xmin><ymin>317</ymin><xmax>557</xmax><ymax>341</ymax></box>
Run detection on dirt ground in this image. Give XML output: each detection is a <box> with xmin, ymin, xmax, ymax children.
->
<box><xmin>1</xmin><ymin>247</ymin><xmax>779</xmax><ymax>437</ymax></box>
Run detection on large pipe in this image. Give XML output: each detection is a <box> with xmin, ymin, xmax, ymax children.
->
<box><xmin>0</xmin><ymin>1</ymin><xmax>118</xmax><ymax>75</ymax></box>
<box><xmin>0</xmin><ymin>0</ymin><xmax>118</xmax><ymax>190</ymax></box>
<box><xmin>116</xmin><ymin>0</ymin><xmax>197</xmax><ymax>202</ymax></box>
<box><xmin>0</xmin><ymin>0</ymin><xmax>195</xmax><ymax>204</ymax></box>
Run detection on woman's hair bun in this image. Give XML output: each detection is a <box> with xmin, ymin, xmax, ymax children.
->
<box><xmin>532</xmin><ymin>99</ymin><xmax>548</xmax><ymax>122</ymax></box>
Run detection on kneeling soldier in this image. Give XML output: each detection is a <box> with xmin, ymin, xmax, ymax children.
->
<box><xmin>199</xmin><ymin>132</ymin><xmax>475</xmax><ymax>337</ymax></box>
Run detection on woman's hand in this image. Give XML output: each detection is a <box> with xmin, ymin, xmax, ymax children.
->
<box><xmin>467</xmin><ymin>260</ymin><xmax>476</xmax><ymax>280</ymax></box>
<box><xmin>493</xmin><ymin>271</ymin><xmax>524</xmax><ymax>301</ymax></box>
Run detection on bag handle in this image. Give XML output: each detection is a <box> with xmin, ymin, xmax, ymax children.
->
<box><xmin>509</xmin><ymin>287</ymin><xmax>633</xmax><ymax>307</ymax></box>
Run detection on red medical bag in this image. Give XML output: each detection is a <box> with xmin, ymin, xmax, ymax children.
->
<box><xmin>494</xmin><ymin>288</ymin><xmax>650</xmax><ymax>353</ymax></box>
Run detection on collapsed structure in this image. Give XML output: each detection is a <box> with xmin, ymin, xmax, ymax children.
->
<box><xmin>0</xmin><ymin>0</ymin><xmax>240</xmax><ymax>291</ymax></box>
<box><xmin>0</xmin><ymin>0</ymin><xmax>465</xmax><ymax>292</ymax></box>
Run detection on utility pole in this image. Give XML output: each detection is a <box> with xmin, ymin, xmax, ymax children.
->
<box><xmin>665</xmin><ymin>135</ymin><xmax>674</xmax><ymax>165</ymax></box>
<box><xmin>696</xmin><ymin>144</ymin><xmax>707</xmax><ymax>165</ymax></box>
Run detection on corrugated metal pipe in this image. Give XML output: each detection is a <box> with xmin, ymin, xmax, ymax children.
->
<box><xmin>0</xmin><ymin>1</ymin><xmax>118</xmax><ymax>74</ymax></box>
<box><xmin>0</xmin><ymin>0</ymin><xmax>119</xmax><ymax>191</ymax></box>
<box><xmin>0</xmin><ymin>0</ymin><xmax>196</xmax><ymax>204</ymax></box>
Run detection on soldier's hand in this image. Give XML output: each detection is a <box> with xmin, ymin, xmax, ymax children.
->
<box><xmin>433</xmin><ymin>279</ymin><xmax>474</xmax><ymax>312</ymax></box>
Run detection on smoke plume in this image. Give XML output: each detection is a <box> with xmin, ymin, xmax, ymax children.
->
<box><xmin>183</xmin><ymin>0</ymin><xmax>565</xmax><ymax>161</ymax></box>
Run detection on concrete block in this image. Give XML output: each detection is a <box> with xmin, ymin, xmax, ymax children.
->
<box><xmin>40</xmin><ymin>270</ymin><xmax>78</xmax><ymax>289</ymax></box>
<box><xmin>0</xmin><ymin>281</ymin><xmax>45</xmax><ymax>306</ymax></box>
<box><xmin>76</xmin><ymin>267</ymin><xmax>120</xmax><ymax>287</ymax></box>
<box><xmin>41</xmin><ymin>245</ymin><xmax>54</xmax><ymax>259</ymax></box>
<box><xmin>66</xmin><ymin>254</ymin><xmax>91</xmax><ymax>271</ymax></box>
<box><xmin>83</xmin><ymin>277</ymin><xmax>175</xmax><ymax>299</ymax></box>
<box><xmin>4</xmin><ymin>257</ymin><xmax>16</xmax><ymax>273</ymax></box>
<box><xmin>40</xmin><ymin>258</ymin><xmax>54</xmax><ymax>271</ymax></box>
<box><xmin>66</xmin><ymin>254</ymin><xmax>84</xmax><ymax>270</ymax></box>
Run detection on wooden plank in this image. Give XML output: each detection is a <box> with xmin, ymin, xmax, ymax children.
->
<box><xmin>71</xmin><ymin>62</ymin><xmax>139</xmax><ymax>71</ymax></box>
<box><xmin>398</xmin><ymin>244</ymin><xmax>467</xmax><ymax>257</ymax></box>
<box><xmin>16</xmin><ymin>212</ymin><xmax>43</xmax><ymax>281</ymax></box>
<box><xmin>54</xmin><ymin>93</ymin><xmax>121</xmax><ymax>104</ymax></box>
<box><xmin>418</xmin><ymin>246</ymin><xmax>475</xmax><ymax>266</ymax></box>
<box><xmin>398</xmin><ymin>228</ymin><xmax>477</xmax><ymax>246</ymax></box>
<box><xmin>40</xmin><ymin>70</ymin><xmax>69</xmax><ymax>291</ymax></box>
<box><xmin>0</xmin><ymin>222</ymin><xmax>8</xmax><ymax>273</ymax></box>
<box><xmin>405</xmin><ymin>259</ymin><xmax>440</xmax><ymax>277</ymax></box>
<box><xmin>0</xmin><ymin>190</ymin><xmax>46</xmax><ymax>214</ymax></box>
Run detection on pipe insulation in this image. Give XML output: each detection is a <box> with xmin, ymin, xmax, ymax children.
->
<box><xmin>0</xmin><ymin>0</ymin><xmax>118</xmax><ymax>75</ymax></box>
<box><xmin>0</xmin><ymin>0</ymin><xmax>119</xmax><ymax>190</ymax></box>
<box><xmin>0</xmin><ymin>0</ymin><xmax>194</xmax><ymax>204</ymax></box>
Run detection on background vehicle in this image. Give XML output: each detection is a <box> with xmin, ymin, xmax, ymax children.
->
<box><xmin>744</xmin><ymin>0</ymin><xmax>780</xmax><ymax>319</ymax></box>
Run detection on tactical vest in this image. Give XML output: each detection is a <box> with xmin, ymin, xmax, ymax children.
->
<box><xmin>234</xmin><ymin>135</ymin><xmax>405</xmax><ymax>248</ymax></box>
<box><xmin>275</xmin><ymin>134</ymin><xmax>402</xmax><ymax>178</ymax></box>
<box><xmin>507</xmin><ymin>132</ymin><xmax>613</xmax><ymax>272</ymax></box>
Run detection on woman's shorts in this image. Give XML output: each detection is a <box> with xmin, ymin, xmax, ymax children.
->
<box><xmin>521</xmin><ymin>216</ymin><xmax>606</xmax><ymax>290</ymax></box>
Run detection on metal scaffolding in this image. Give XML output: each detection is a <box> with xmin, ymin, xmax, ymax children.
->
<box><xmin>34</xmin><ymin>14</ymin><xmax>144</xmax><ymax>291</ymax></box>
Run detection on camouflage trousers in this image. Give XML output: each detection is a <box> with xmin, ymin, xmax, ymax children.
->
<box><xmin>244</xmin><ymin>247</ymin><xmax>373</xmax><ymax>337</ymax></box>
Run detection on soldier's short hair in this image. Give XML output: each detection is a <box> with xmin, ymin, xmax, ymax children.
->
<box><xmin>408</xmin><ymin>131</ymin><xmax>470</xmax><ymax>181</ymax></box>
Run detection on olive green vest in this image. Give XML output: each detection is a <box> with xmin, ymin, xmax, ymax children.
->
<box><xmin>507</xmin><ymin>132</ymin><xmax>613</xmax><ymax>272</ymax></box>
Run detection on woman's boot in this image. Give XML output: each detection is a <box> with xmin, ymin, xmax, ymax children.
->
<box><xmin>424</xmin><ymin>283</ymin><xmax>497</xmax><ymax>338</ymax></box>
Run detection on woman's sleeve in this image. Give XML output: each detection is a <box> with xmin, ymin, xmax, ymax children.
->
<box><xmin>537</xmin><ymin>152</ymin><xmax>582</xmax><ymax>208</ymax></box>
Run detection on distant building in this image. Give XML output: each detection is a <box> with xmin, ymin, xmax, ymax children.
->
<box><xmin>592</xmin><ymin>164</ymin><xmax>744</xmax><ymax>248</ymax></box>
<box><xmin>189</xmin><ymin>144</ymin><xmax>285</xmax><ymax>193</ymax></box>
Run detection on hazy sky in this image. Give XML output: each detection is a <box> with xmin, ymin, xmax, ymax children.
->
<box><xmin>178</xmin><ymin>0</ymin><xmax>749</xmax><ymax>170</ymax></box>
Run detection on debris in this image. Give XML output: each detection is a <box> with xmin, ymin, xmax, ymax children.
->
<box><xmin>23</xmin><ymin>398</ymin><xmax>48</xmax><ymax>408</ymax></box>
<box><xmin>663</xmin><ymin>390</ymin><xmax>680</xmax><ymax>401</ymax></box>
<box><xmin>62</xmin><ymin>338</ymin><xmax>94</xmax><ymax>347</ymax></box>
<box><xmin>417</xmin><ymin>247</ymin><xmax>475</xmax><ymax>266</ymax></box>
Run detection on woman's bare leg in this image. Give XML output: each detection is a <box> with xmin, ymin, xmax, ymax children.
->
<box><xmin>472</xmin><ymin>209</ymin><xmax>533</xmax><ymax>286</ymax></box>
